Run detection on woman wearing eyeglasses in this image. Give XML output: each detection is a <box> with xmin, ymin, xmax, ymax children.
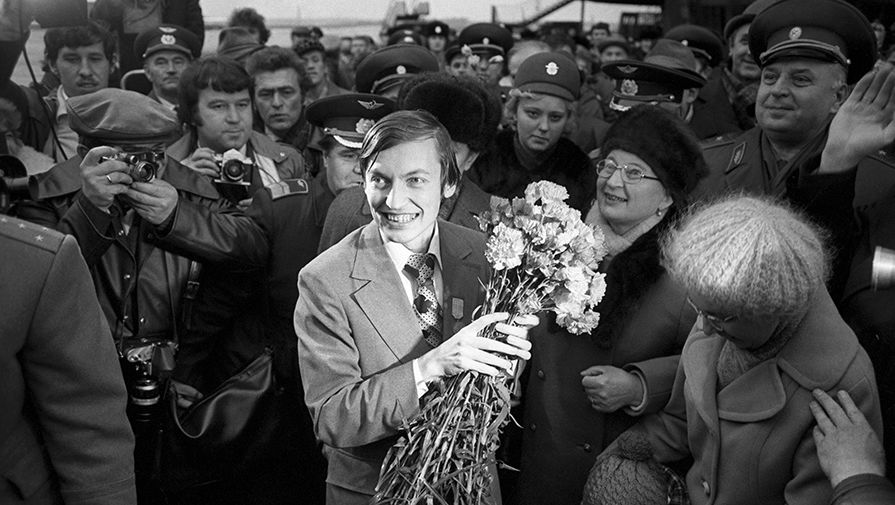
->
<box><xmin>614</xmin><ymin>195</ymin><xmax>882</xmax><ymax>505</ymax></box>
<box><xmin>515</xmin><ymin>105</ymin><xmax>707</xmax><ymax>505</ymax></box>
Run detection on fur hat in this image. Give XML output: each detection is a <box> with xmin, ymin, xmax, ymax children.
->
<box><xmin>582</xmin><ymin>431</ymin><xmax>688</xmax><ymax>505</ymax></box>
<box><xmin>600</xmin><ymin>105</ymin><xmax>707</xmax><ymax>208</ymax></box>
<box><xmin>397</xmin><ymin>73</ymin><xmax>501</xmax><ymax>153</ymax></box>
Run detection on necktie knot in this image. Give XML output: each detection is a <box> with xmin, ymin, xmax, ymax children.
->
<box><xmin>405</xmin><ymin>253</ymin><xmax>436</xmax><ymax>283</ymax></box>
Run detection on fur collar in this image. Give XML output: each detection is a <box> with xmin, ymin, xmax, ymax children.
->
<box><xmin>591</xmin><ymin>213</ymin><xmax>673</xmax><ymax>348</ymax></box>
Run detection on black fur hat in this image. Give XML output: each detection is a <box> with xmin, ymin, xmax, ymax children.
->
<box><xmin>397</xmin><ymin>73</ymin><xmax>502</xmax><ymax>153</ymax></box>
<box><xmin>600</xmin><ymin>105</ymin><xmax>708</xmax><ymax>208</ymax></box>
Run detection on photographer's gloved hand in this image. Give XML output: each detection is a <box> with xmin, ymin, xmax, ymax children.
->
<box><xmin>184</xmin><ymin>147</ymin><xmax>221</xmax><ymax>178</ymax></box>
<box><xmin>126</xmin><ymin>179</ymin><xmax>179</xmax><ymax>225</ymax></box>
<box><xmin>171</xmin><ymin>380</ymin><xmax>204</xmax><ymax>410</ymax></box>
<box><xmin>80</xmin><ymin>146</ymin><xmax>133</xmax><ymax>213</ymax></box>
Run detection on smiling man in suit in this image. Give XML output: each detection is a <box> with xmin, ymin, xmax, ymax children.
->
<box><xmin>294</xmin><ymin>110</ymin><xmax>535</xmax><ymax>505</ymax></box>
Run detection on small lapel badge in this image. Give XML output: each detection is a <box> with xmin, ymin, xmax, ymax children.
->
<box><xmin>451</xmin><ymin>298</ymin><xmax>464</xmax><ymax>320</ymax></box>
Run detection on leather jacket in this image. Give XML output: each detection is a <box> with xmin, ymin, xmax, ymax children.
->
<box><xmin>14</xmin><ymin>156</ymin><xmax>237</xmax><ymax>348</ymax></box>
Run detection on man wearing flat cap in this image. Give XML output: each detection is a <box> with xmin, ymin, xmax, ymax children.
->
<box><xmin>124</xmin><ymin>93</ymin><xmax>396</xmax><ymax>503</ymax></box>
<box><xmin>135</xmin><ymin>24</ymin><xmax>201</xmax><ymax>111</ymax></box>
<box><xmin>696</xmin><ymin>0</ymin><xmax>895</xmax><ymax>305</ymax></box>
<box><xmin>604</xmin><ymin>39</ymin><xmax>707</xmax><ymax>125</ymax></box>
<box><xmin>12</xmin><ymin>88</ymin><xmax>242</xmax><ymax>502</ymax></box>
<box><xmin>354</xmin><ymin>44</ymin><xmax>440</xmax><ymax>99</ymax></box>
<box><xmin>690</xmin><ymin>0</ymin><xmax>777</xmax><ymax>140</ymax></box>
<box><xmin>457</xmin><ymin>23</ymin><xmax>514</xmax><ymax>88</ymax></box>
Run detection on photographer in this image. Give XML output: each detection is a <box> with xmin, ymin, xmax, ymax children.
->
<box><xmin>167</xmin><ymin>56</ymin><xmax>307</xmax><ymax>205</ymax></box>
<box><xmin>13</xmin><ymin>88</ymin><xmax>243</xmax><ymax>504</ymax></box>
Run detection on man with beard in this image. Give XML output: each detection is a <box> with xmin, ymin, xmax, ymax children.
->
<box><xmin>134</xmin><ymin>24</ymin><xmax>200</xmax><ymax>111</ymax></box>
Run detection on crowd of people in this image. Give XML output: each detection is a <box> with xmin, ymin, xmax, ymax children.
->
<box><xmin>2</xmin><ymin>0</ymin><xmax>895</xmax><ymax>504</ymax></box>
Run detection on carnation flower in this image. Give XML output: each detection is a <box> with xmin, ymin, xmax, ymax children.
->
<box><xmin>524</xmin><ymin>180</ymin><xmax>569</xmax><ymax>205</ymax></box>
<box><xmin>485</xmin><ymin>223</ymin><xmax>525</xmax><ymax>270</ymax></box>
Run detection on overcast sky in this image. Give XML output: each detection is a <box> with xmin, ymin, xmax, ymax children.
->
<box><xmin>202</xmin><ymin>0</ymin><xmax>656</xmax><ymax>26</ymax></box>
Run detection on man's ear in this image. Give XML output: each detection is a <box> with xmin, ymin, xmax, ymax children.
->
<box><xmin>830</xmin><ymin>79</ymin><xmax>849</xmax><ymax>115</ymax></box>
<box><xmin>442</xmin><ymin>183</ymin><xmax>457</xmax><ymax>200</ymax></box>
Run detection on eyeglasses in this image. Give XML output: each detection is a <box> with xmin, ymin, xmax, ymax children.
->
<box><xmin>686</xmin><ymin>297</ymin><xmax>738</xmax><ymax>328</ymax></box>
<box><xmin>595</xmin><ymin>158</ymin><xmax>662</xmax><ymax>185</ymax></box>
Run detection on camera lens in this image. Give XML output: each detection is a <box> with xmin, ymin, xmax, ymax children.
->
<box><xmin>127</xmin><ymin>161</ymin><xmax>157</xmax><ymax>183</ymax></box>
<box><xmin>131</xmin><ymin>376</ymin><xmax>160</xmax><ymax>407</ymax></box>
<box><xmin>221</xmin><ymin>159</ymin><xmax>248</xmax><ymax>182</ymax></box>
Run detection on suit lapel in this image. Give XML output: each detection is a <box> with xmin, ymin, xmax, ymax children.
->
<box><xmin>723</xmin><ymin>127</ymin><xmax>764</xmax><ymax>194</ymax></box>
<box><xmin>351</xmin><ymin>222</ymin><xmax>429</xmax><ymax>361</ymax></box>
<box><xmin>439</xmin><ymin>222</ymin><xmax>485</xmax><ymax>337</ymax></box>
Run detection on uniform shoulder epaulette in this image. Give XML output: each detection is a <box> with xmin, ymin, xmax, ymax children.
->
<box><xmin>700</xmin><ymin>134</ymin><xmax>738</xmax><ymax>150</ymax></box>
<box><xmin>268</xmin><ymin>178</ymin><xmax>310</xmax><ymax>200</ymax></box>
<box><xmin>0</xmin><ymin>215</ymin><xmax>65</xmax><ymax>252</ymax></box>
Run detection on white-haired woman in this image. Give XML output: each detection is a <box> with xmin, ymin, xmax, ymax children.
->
<box><xmin>467</xmin><ymin>51</ymin><xmax>595</xmax><ymax>213</ymax></box>
<box><xmin>615</xmin><ymin>196</ymin><xmax>883</xmax><ymax>505</ymax></box>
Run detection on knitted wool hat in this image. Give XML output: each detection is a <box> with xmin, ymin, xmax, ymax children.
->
<box><xmin>582</xmin><ymin>431</ymin><xmax>688</xmax><ymax>505</ymax></box>
<box><xmin>397</xmin><ymin>73</ymin><xmax>501</xmax><ymax>153</ymax></box>
<box><xmin>662</xmin><ymin>195</ymin><xmax>829</xmax><ymax>317</ymax></box>
<box><xmin>600</xmin><ymin>105</ymin><xmax>707</xmax><ymax>208</ymax></box>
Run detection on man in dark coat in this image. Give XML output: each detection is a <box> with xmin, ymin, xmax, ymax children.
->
<box><xmin>1</xmin><ymin>215</ymin><xmax>137</xmax><ymax>505</ymax></box>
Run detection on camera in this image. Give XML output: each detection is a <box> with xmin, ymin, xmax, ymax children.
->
<box><xmin>214</xmin><ymin>153</ymin><xmax>253</xmax><ymax>186</ymax></box>
<box><xmin>129</xmin><ymin>376</ymin><xmax>162</xmax><ymax>424</ymax></box>
<box><xmin>100</xmin><ymin>150</ymin><xmax>162</xmax><ymax>183</ymax></box>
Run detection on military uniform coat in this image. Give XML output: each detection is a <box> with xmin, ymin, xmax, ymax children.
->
<box><xmin>0</xmin><ymin>216</ymin><xmax>136</xmax><ymax>505</ymax></box>
<box><xmin>294</xmin><ymin>220</ymin><xmax>489</xmax><ymax>504</ymax></box>
<box><xmin>632</xmin><ymin>289</ymin><xmax>882</xmax><ymax>505</ymax></box>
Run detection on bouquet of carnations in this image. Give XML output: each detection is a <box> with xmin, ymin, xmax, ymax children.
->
<box><xmin>373</xmin><ymin>181</ymin><xmax>607</xmax><ymax>504</ymax></box>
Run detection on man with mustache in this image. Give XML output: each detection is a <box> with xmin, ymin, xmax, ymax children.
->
<box><xmin>133</xmin><ymin>24</ymin><xmax>201</xmax><ymax>112</ymax></box>
<box><xmin>1</xmin><ymin>22</ymin><xmax>116</xmax><ymax>164</ymax></box>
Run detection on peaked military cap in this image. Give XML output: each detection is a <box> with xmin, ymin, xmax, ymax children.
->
<box><xmin>67</xmin><ymin>88</ymin><xmax>179</xmax><ymax>145</ymax></box>
<box><xmin>388</xmin><ymin>29</ymin><xmax>424</xmax><ymax>46</ymax></box>
<box><xmin>354</xmin><ymin>44</ymin><xmax>440</xmax><ymax>95</ymax></box>
<box><xmin>514</xmin><ymin>51</ymin><xmax>581</xmax><ymax>102</ymax></box>
<box><xmin>749</xmin><ymin>0</ymin><xmax>877</xmax><ymax>84</ymax></box>
<box><xmin>665</xmin><ymin>24</ymin><xmax>725</xmax><ymax>65</ymax></box>
<box><xmin>597</xmin><ymin>36</ymin><xmax>631</xmax><ymax>55</ymax></box>
<box><xmin>425</xmin><ymin>20</ymin><xmax>450</xmax><ymax>38</ymax></box>
<box><xmin>306</xmin><ymin>93</ymin><xmax>396</xmax><ymax>149</ymax></box>
<box><xmin>134</xmin><ymin>24</ymin><xmax>201</xmax><ymax>61</ymax></box>
<box><xmin>723</xmin><ymin>0</ymin><xmax>779</xmax><ymax>41</ymax></box>
<box><xmin>604</xmin><ymin>39</ymin><xmax>706</xmax><ymax>110</ymax></box>
<box><xmin>458</xmin><ymin>23</ymin><xmax>514</xmax><ymax>57</ymax></box>
<box><xmin>294</xmin><ymin>39</ymin><xmax>325</xmax><ymax>57</ymax></box>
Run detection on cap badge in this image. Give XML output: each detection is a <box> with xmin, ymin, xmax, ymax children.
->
<box><xmin>545</xmin><ymin>61</ymin><xmax>559</xmax><ymax>76</ymax></box>
<box><xmin>396</xmin><ymin>65</ymin><xmax>407</xmax><ymax>74</ymax></box>
<box><xmin>355</xmin><ymin>118</ymin><xmax>376</xmax><ymax>135</ymax></box>
<box><xmin>357</xmin><ymin>99</ymin><xmax>384</xmax><ymax>110</ymax></box>
<box><xmin>620</xmin><ymin>79</ymin><xmax>639</xmax><ymax>96</ymax></box>
<box><xmin>681</xmin><ymin>40</ymin><xmax>689</xmax><ymax>46</ymax></box>
<box><xmin>161</xmin><ymin>34</ymin><xmax>176</xmax><ymax>46</ymax></box>
<box><xmin>159</xmin><ymin>26</ymin><xmax>176</xmax><ymax>34</ymax></box>
<box><xmin>435</xmin><ymin>26</ymin><xmax>443</xmax><ymax>34</ymax></box>
<box><xmin>789</xmin><ymin>27</ymin><xmax>802</xmax><ymax>40</ymax></box>
<box><xmin>617</xmin><ymin>65</ymin><xmax>638</xmax><ymax>74</ymax></box>
<box><xmin>483</xmin><ymin>37</ymin><xmax>490</xmax><ymax>45</ymax></box>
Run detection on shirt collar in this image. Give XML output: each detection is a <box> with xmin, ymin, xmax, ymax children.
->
<box><xmin>381</xmin><ymin>224</ymin><xmax>443</xmax><ymax>274</ymax></box>
<box><xmin>55</xmin><ymin>87</ymin><xmax>70</xmax><ymax>121</ymax></box>
<box><xmin>156</xmin><ymin>94</ymin><xmax>177</xmax><ymax>112</ymax></box>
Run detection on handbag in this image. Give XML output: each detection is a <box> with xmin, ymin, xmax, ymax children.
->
<box><xmin>160</xmin><ymin>347</ymin><xmax>278</xmax><ymax>492</ymax></box>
